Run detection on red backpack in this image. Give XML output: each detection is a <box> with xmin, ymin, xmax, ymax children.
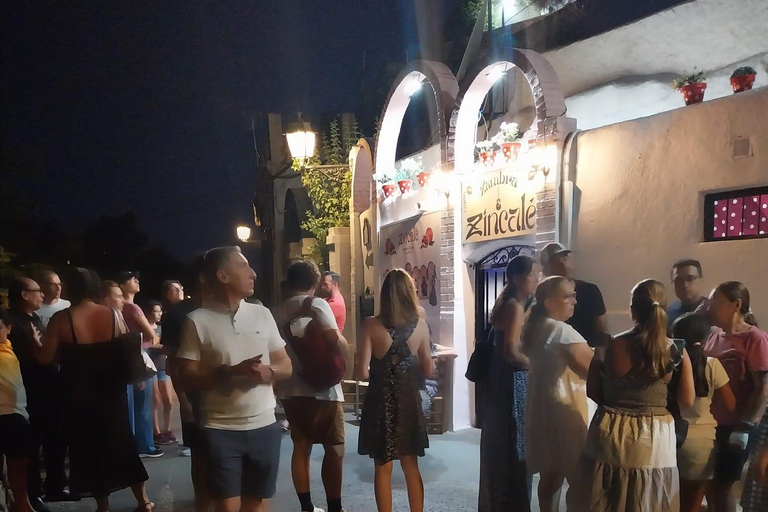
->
<box><xmin>284</xmin><ymin>297</ymin><xmax>346</xmax><ymax>391</ymax></box>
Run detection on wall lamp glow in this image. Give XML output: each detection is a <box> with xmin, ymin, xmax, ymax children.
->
<box><xmin>405</xmin><ymin>77</ymin><xmax>424</xmax><ymax>97</ymax></box>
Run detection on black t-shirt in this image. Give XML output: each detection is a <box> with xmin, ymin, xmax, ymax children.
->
<box><xmin>566</xmin><ymin>280</ymin><xmax>607</xmax><ymax>347</ymax></box>
<box><xmin>161</xmin><ymin>299</ymin><xmax>199</xmax><ymax>355</ymax></box>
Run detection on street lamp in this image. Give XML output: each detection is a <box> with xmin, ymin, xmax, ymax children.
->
<box><xmin>286</xmin><ymin>130</ymin><xmax>316</xmax><ymax>164</ymax></box>
<box><xmin>236</xmin><ymin>225</ymin><xmax>252</xmax><ymax>242</ymax></box>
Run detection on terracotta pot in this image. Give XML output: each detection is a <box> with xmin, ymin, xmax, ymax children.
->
<box><xmin>480</xmin><ymin>151</ymin><xmax>496</xmax><ymax>166</ymax></box>
<box><xmin>417</xmin><ymin>171</ymin><xmax>431</xmax><ymax>187</ymax></box>
<box><xmin>501</xmin><ymin>141</ymin><xmax>522</xmax><ymax>162</ymax></box>
<box><xmin>381</xmin><ymin>183</ymin><xmax>397</xmax><ymax>198</ymax></box>
<box><xmin>397</xmin><ymin>179</ymin><xmax>412</xmax><ymax>194</ymax></box>
<box><xmin>731</xmin><ymin>74</ymin><xmax>756</xmax><ymax>94</ymax></box>
<box><xmin>680</xmin><ymin>83</ymin><xmax>707</xmax><ymax>105</ymax></box>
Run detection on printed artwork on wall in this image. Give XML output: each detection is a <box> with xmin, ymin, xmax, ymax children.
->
<box><xmin>379</xmin><ymin>212</ymin><xmax>442</xmax><ymax>343</ymax></box>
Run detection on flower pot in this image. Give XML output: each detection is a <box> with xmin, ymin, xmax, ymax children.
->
<box><xmin>417</xmin><ymin>171</ymin><xmax>431</xmax><ymax>188</ymax></box>
<box><xmin>501</xmin><ymin>142</ymin><xmax>521</xmax><ymax>162</ymax></box>
<box><xmin>730</xmin><ymin>74</ymin><xmax>756</xmax><ymax>94</ymax></box>
<box><xmin>381</xmin><ymin>183</ymin><xmax>397</xmax><ymax>198</ymax></box>
<box><xmin>397</xmin><ymin>179</ymin><xmax>412</xmax><ymax>194</ymax></box>
<box><xmin>680</xmin><ymin>83</ymin><xmax>707</xmax><ymax>105</ymax></box>
<box><xmin>480</xmin><ymin>151</ymin><xmax>496</xmax><ymax>167</ymax></box>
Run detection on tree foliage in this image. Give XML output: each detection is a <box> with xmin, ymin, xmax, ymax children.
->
<box><xmin>293</xmin><ymin>117</ymin><xmax>360</xmax><ymax>269</ymax></box>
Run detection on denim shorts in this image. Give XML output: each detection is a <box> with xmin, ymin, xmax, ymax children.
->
<box><xmin>156</xmin><ymin>369</ymin><xmax>169</xmax><ymax>382</ymax></box>
<box><xmin>202</xmin><ymin>422</ymin><xmax>282</xmax><ymax>499</ymax></box>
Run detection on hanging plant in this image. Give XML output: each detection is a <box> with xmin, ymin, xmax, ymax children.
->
<box><xmin>672</xmin><ymin>69</ymin><xmax>707</xmax><ymax>106</ymax></box>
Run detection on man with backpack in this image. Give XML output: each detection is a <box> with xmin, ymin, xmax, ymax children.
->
<box><xmin>275</xmin><ymin>261</ymin><xmax>349</xmax><ymax>512</ymax></box>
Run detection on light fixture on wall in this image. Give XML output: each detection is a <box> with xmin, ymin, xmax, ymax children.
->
<box><xmin>487</xmin><ymin>64</ymin><xmax>508</xmax><ymax>83</ymax></box>
<box><xmin>405</xmin><ymin>76</ymin><xmax>424</xmax><ymax>97</ymax></box>
<box><xmin>286</xmin><ymin>130</ymin><xmax>316</xmax><ymax>164</ymax></box>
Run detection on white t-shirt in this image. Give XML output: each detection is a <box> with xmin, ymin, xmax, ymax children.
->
<box><xmin>274</xmin><ymin>295</ymin><xmax>343</xmax><ymax>402</ymax></box>
<box><xmin>682</xmin><ymin>357</ymin><xmax>730</xmax><ymax>440</ymax></box>
<box><xmin>177</xmin><ymin>300</ymin><xmax>286</xmax><ymax>431</ymax></box>
<box><xmin>37</xmin><ymin>299</ymin><xmax>71</xmax><ymax>328</ymax></box>
<box><xmin>526</xmin><ymin>318</ymin><xmax>590</xmax><ymax>420</ymax></box>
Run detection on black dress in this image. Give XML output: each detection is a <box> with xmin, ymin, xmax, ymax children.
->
<box><xmin>358</xmin><ymin>319</ymin><xmax>429</xmax><ymax>462</ymax></box>
<box><xmin>60</xmin><ymin>311</ymin><xmax>148</xmax><ymax>498</ymax></box>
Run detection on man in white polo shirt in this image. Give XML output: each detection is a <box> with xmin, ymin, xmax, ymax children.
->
<box><xmin>177</xmin><ymin>246</ymin><xmax>292</xmax><ymax>512</ymax></box>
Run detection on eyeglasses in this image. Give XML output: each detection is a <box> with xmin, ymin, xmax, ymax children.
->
<box><xmin>24</xmin><ymin>288</ymin><xmax>43</xmax><ymax>293</ymax></box>
<box><xmin>673</xmin><ymin>276</ymin><xmax>700</xmax><ymax>284</ymax></box>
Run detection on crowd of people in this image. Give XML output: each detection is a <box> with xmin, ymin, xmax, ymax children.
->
<box><xmin>1</xmin><ymin>242</ymin><xmax>767</xmax><ymax>512</ymax></box>
<box><xmin>477</xmin><ymin>243</ymin><xmax>768</xmax><ymax>512</ymax></box>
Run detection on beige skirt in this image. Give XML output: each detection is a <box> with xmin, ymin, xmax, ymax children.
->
<box><xmin>570</xmin><ymin>407</ymin><xmax>679</xmax><ymax>512</ymax></box>
<box><xmin>678</xmin><ymin>437</ymin><xmax>717</xmax><ymax>481</ymax></box>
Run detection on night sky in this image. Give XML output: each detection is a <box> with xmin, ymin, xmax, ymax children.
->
<box><xmin>1</xmin><ymin>1</ymin><xmax>460</xmax><ymax>262</ymax></box>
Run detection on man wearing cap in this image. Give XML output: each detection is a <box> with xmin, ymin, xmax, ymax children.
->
<box><xmin>116</xmin><ymin>271</ymin><xmax>164</xmax><ymax>458</ymax></box>
<box><xmin>541</xmin><ymin>243</ymin><xmax>609</xmax><ymax>347</ymax></box>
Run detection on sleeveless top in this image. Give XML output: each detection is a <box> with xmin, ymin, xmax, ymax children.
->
<box><xmin>601</xmin><ymin>329</ymin><xmax>682</xmax><ymax>414</ymax></box>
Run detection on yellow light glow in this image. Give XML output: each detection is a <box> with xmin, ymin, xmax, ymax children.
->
<box><xmin>236</xmin><ymin>225</ymin><xmax>252</xmax><ymax>242</ymax></box>
<box><xmin>286</xmin><ymin>131</ymin><xmax>316</xmax><ymax>161</ymax></box>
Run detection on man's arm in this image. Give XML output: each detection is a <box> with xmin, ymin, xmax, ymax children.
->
<box><xmin>124</xmin><ymin>304</ymin><xmax>159</xmax><ymax>348</ymax></box>
<box><xmin>266</xmin><ymin>347</ymin><xmax>292</xmax><ymax>382</ymax></box>
<box><xmin>316</xmin><ymin>300</ymin><xmax>349</xmax><ymax>356</ymax></box>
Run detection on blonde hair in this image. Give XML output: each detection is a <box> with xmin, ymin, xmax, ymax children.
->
<box><xmin>521</xmin><ymin>276</ymin><xmax>573</xmax><ymax>352</ymax></box>
<box><xmin>380</xmin><ymin>269</ymin><xmax>419</xmax><ymax>329</ymax></box>
<box><xmin>631</xmin><ymin>279</ymin><xmax>670</xmax><ymax>379</ymax></box>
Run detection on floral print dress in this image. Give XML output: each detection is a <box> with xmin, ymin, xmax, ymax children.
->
<box><xmin>358</xmin><ymin>319</ymin><xmax>429</xmax><ymax>462</ymax></box>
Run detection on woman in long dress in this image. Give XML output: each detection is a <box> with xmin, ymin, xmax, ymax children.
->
<box><xmin>35</xmin><ymin>268</ymin><xmax>151</xmax><ymax>512</ymax></box>
<box><xmin>357</xmin><ymin>269</ymin><xmax>435</xmax><ymax>512</ymax></box>
<box><xmin>478</xmin><ymin>255</ymin><xmax>539</xmax><ymax>512</ymax></box>
<box><xmin>573</xmin><ymin>279</ymin><xmax>695</xmax><ymax>512</ymax></box>
<box><xmin>523</xmin><ymin>276</ymin><xmax>594</xmax><ymax>512</ymax></box>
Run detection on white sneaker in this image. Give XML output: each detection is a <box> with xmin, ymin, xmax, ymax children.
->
<box><xmin>302</xmin><ymin>508</ymin><xmax>324</xmax><ymax>512</ymax></box>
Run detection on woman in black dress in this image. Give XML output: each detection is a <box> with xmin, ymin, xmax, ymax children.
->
<box><xmin>35</xmin><ymin>268</ymin><xmax>151</xmax><ymax>512</ymax></box>
<box><xmin>357</xmin><ymin>269</ymin><xmax>435</xmax><ymax>512</ymax></box>
<box><xmin>478</xmin><ymin>255</ymin><xmax>539</xmax><ymax>512</ymax></box>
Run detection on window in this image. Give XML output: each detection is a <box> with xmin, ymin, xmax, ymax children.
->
<box><xmin>704</xmin><ymin>187</ymin><xmax>768</xmax><ymax>241</ymax></box>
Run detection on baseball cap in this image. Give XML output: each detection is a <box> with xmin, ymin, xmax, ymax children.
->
<box><xmin>115</xmin><ymin>271</ymin><xmax>140</xmax><ymax>284</ymax></box>
<box><xmin>539</xmin><ymin>242</ymin><xmax>571</xmax><ymax>267</ymax></box>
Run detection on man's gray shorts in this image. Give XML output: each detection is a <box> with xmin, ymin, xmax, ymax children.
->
<box><xmin>202</xmin><ymin>422</ymin><xmax>282</xmax><ymax>499</ymax></box>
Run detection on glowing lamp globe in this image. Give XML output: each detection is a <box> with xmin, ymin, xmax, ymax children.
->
<box><xmin>286</xmin><ymin>131</ymin><xmax>316</xmax><ymax>161</ymax></box>
<box><xmin>236</xmin><ymin>225</ymin><xmax>252</xmax><ymax>242</ymax></box>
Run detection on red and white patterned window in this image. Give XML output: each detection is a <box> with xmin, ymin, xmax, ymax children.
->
<box><xmin>705</xmin><ymin>187</ymin><xmax>768</xmax><ymax>241</ymax></box>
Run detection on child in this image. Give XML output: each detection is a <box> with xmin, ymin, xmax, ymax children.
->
<box><xmin>0</xmin><ymin>309</ymin><xmax>34</xmax><ymax>512</ymax></box>
<box><xmin>673</xmin><ymin>313</ymin><xmax>736</xmax><ymax>512</ymax></box>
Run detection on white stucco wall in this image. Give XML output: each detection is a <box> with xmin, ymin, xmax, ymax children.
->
<box><xmin>572</xmin><ymin>87</ymin><xmax>768</xmax><ymax>332</ymax></box>
<box><xmin>542</xmin><ymin>0</ymin><xmax>768</xmax><ymax>130</ymax></box>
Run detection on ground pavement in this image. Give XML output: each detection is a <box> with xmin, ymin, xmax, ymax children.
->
<box><xmin>48</xmin><ymin>422</ymin><xmax>489</xmax><ymax>512</ymax></box>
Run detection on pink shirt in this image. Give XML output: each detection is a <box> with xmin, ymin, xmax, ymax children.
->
<box><xmin>122</xmin><ymin>302</ymin><xmax>153</xmax><ymax>349</ymax></box>
<box><xmin>326</xmin><ymin>292</ymin><xmax>346</xmax><ymax>332</ymax></box>
<box><xmin>704</xmin><ymin>325</ymin><xmax>768</xmax><ymax>425</ymax></box>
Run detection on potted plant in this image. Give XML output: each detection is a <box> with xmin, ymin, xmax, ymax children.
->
<box><xmin>377</xmin><ymin>173</ymin><xmax>398</xmax><ymax>198</ymax></box>
<box><xmin>730</xmin><ymin>66</ymin><xmax>757</xmax><ymax>94</ymax></box>
<box><xmin>476</xmin><ymin>140</ymin><xmax>496</xmax><ymax>166</ymax></box>
<box><xmin>672</xmin><ymin>70</ymin><xmax>707</xmax><ymax>106</ymax></box>
<box><xmin>492</xmin><ymin>122</ymin><xmax>522</xmax><ymax>162</ymax></box>
<box><xmin>417</xmin><ymin>171</ymin><xmax>431</xmax><ymax>188</ymax></box>
<box><xmin>396</xmin><ymin>157</ymin><xmax>423</xmax><ymax>193</ymax></box>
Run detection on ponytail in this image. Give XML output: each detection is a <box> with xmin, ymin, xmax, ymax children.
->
<box><xmin>672</xmin><ymin>313</ymin><xmax>711</xmax><ymax>397</ymax></box>
<box><xmin>631</xmin><ymin>279</ymin><xmax>671</xmax><ymax>379</ymax></box>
